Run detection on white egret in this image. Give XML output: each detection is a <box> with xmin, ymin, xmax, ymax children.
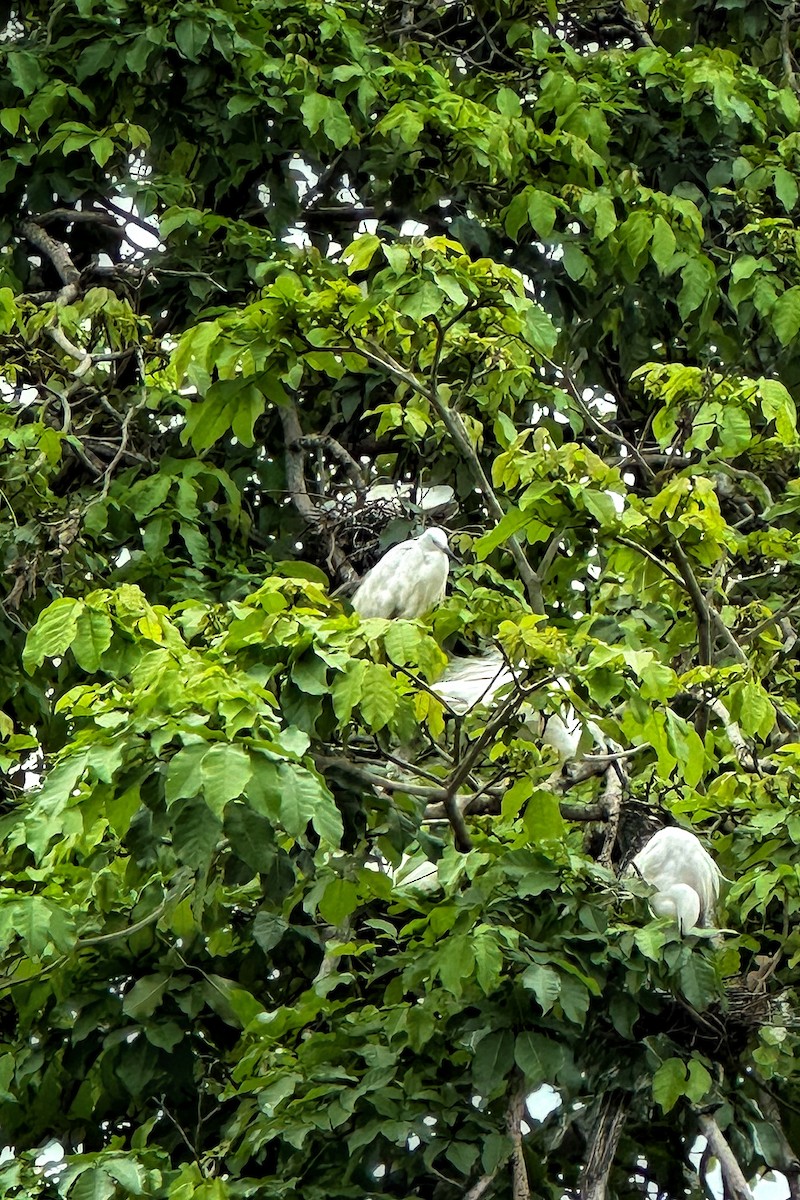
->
<box><xmin>351</xmin><ymin>527</ymin><xmax>458</xmax><ymax>619</ymax></box>
<box><xmin>630</xmin><ymin>827</ymin><xmax>720</xmax><ymax>935</ymax></box>
<box><xmin>433</xmin><ymin>652</ymin><xmax>607</xmax><ymax>762</ymax></box>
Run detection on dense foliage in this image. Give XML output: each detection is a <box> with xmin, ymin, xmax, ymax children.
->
<box><xmin>1</xmin><ymin>1</ymin><xmax>800</xmax><ymax>1197</ymax></box>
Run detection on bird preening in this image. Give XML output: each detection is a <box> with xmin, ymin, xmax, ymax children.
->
<box><xmin>629</xmin><ymin>827</ymin><xmax>721</xmax><ymax>935</ymax></box>
<box><xmin>351</xmin><ymin>526</ymin><xmax>459</xmax><ymax>619</ymax></box>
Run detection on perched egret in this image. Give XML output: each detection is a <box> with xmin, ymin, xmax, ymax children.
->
<box><xmin>433</xmin><ymin>652</ymin><xmax>606</xmax><ymax>762</ymax></box>
<box><xmin>351</xmin><ymin>527</ymin><xmax>458</xmax><ymax>619</ymax></box>
<box><xmin>630</xmin><ymin>827</ymin><xmax>721</xmax><ymax>935</ymax></box>
<box><xmin>432</xmin><ymin>652</ymin><xmax>514</xmax><ymax>713</ymax></box>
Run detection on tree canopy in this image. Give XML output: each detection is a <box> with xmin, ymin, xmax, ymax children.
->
<box><xmin>1</xmin><ymin>1</ymin><xmax>800</xmax><ymax>1197</ymax></box>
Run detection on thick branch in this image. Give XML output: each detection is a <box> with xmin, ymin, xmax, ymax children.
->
<box><xmin>580</xmin><ymin>1091</ymin><xmax>628</xmax><ymax>1200</ymax></box>
<box><xmin>18</xmin><ymin>219</ymin><xmax>81</xmax><ymax>302</ymax></box>
<box><xmin>296</xmin><ymin>433</ymin><xmax>366</xmax><ymax>495</ymax></box>
<box><xmin>278</xmin><ymin>403</ymin><xmax>358</xmax><ymax>583</ymax></box>
<box><xmin>597</xmin><ymin>765</ymin><xmax>625</xmax><ymax>867</ymax></box>
<box><xmin>697</xmin><ymin>1114</ymin><xmax>753</xmax><ymax>1200</ymax></box>
<box><xmin>506</xmin><ymin>1072</ymin><xmax>530</xmax><ymax>1200</ymax></box>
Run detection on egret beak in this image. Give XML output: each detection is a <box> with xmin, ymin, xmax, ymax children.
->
<box><xmin>445</xmin><ymin>546</ymin><xmax>464</xmax><ymax>565</ymax></box>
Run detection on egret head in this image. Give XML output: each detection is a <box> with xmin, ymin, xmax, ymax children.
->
<box><xmin>421</xmin><ymin>527</ymin><xmax>461</xmax><ymax>562</ymax></box>
<box><xmin>650</xmin><ymin>883</ymin><xmax>701</xmax><ymax>935</ymax></box>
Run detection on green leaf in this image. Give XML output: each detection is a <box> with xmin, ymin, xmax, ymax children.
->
<box><xmin>332</xmin><ymin>660</ymin><xmax>368</xmax><ymax>722</ymax></box>
<box><xmin>90</xmin><ymin>136</ymin><xmax>115</xmax><ymax>166</ymax></box>
<box><xmin>201</xmin><ymin>974</ymin><xmax>262</xmax><ymax>1027</ymax></box>
<box><xmin>104</xmin><ymin>1158</ymin><xmax>146</xmax><ymax>1195</ymax></box>
<box><xmin>514</xmin><ymin>1031</ymin><xmax>562</xmax><ymax>1085</ymax></box>
<box><xmin>523</xmin><ymin>304</ymin><xmax>558</xmax><ymax>354</ymax></box>
<box><xmin>521</xmin><ymin>962</ymin><xmax>561</xmax><ymax>1014</ymax></box>
<box><xmin>472</xmin><ymin>1029</ymin><xmax>515</xmax><ymax>1097</ymax></box>
<box><xmin>527</xmin><ymin>189</ymin><xmax>557</xmax><ymax>237</ymax></box>
<box><xmin>359</xmin><ymin>663</ymin><xmax>397</xmax><ymax>731</ymax></box>
<box><xmin>183</xmin><ymin>392</ymin><xmax>234</xmax><ymax>453</ymax></box>
<box><xmin>759</xmin><ymin>377</ymin><xmax>798</xmax><ymax>442</ymax></box>
<box><xmin>438</xmin><ymin>935</ymin><xmax>475</xmax><ymax>996</ymax></box>
<box><xmin>201</xmin><ymin>744</ymin><xmax>252</xmax><ymax>814</ymax></box>
<box><xmin>652</xmin><ymin>1057</ymin><xmax>688</xmax><ymax>1113</ymax></box>
<box><xmin>23</xmin><ymin>597</ymin><xmax>83</xmax><ymax>671</ymax></box>
<box><xmin>123</xmin><ymin>973</ymin><xmax>169</xmax><ymax>1020</ymax></box>
<box><xmin>774</xmin><ymin>167</ymin><xmax>798</xmax><ymax>213</ymax></box>
<box><xmin>383</xmin><ymin>621</ymin><xmax>424</xmax><ymax>665</ymax></box>
<box><xmin>318</xmin><ymin>878</ymin><xmax>359</xmax><ymax>926</ymax></box>
<box><xmin>174</xmin><ymin>17</ymin><xmax>210</xmax><ymax>60</ymax></box>
<box><xmin>253</xmin><ymin>912</ymin><xmax>288</xmax><ymax>953</ymax></box>
<box><xmin>651</xmin><ymin>216</ymin><xmax>677</xmax><ymax>273</ymax></box>
<box><xmin>70</xmin><ymin>1168</ymin><xmax>116</xmax><ymax>1200</ymax></box>
<box><xmin>8</xmin><ymin>50</ymin><xmax>46</xmax><ymax>97</ymax></box>
<box><xmin>738</xmin><ymin>681</ymin><xmax>775</xmax><ymax>739</ymax></box>
<box><xmin>770</xmin><ymin>286</ymin><xmax>800</xmax><ymax>345</ymax></box>
<box><xmin>342</xmin><ymin>234</ymin><xmax>381</xmax><ymax>273</ymax></box>
<box><xmin>173</xmin><ymin>797</ymin><xmax>222</xmax><ymax>869</ymax></box>
<box><xmin>270</xmin><ymin>765</ymin><xmax>342</xmax><ymax>844</ymax></box>
<box><xmin>497</xmin><ymin>87</ymin><xmax>520</xmax><ymax>116</ymax></box>
<box><xmin>677</xmin><ymin>257</ymin><xmax>713</xmax><ymax>319</ymax></box>
<box><xmin>71</xmin><ymin>608</ymin><xmax>113</xmax><ymax>672</ymax></box>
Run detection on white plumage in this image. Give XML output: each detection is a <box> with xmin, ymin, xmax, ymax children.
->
<box><xmin>630</xmin><ymin>827</ymin><xmax>720</xmax><ymax>935</ymax></box>
<box><xmin>432</xmin><ymin>652</ymin><xmax>606</xmax><ymax>761</ymax></box>
<box><xmin>352</xmin><ymin>527</ymin><xmax>455</xmax><ymax>619</ymax></box>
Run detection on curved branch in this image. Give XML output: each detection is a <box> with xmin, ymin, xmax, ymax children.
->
<box><xmin>278</xmin><ymin>402</ymin><xmax>358</xmax><ymax>583</ymax></box>
<box><xmin>18</xmin><ymin>219</ymin><xmax>81</xmax><ymax>303</ymax></box>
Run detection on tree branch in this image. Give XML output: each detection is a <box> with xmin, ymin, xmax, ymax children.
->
<box><xmin>278</xmin><ymin>402</ymin><xmax>358</xmax><ymax>583</ymax></box>
<box><xmin>506</xmin><ymin>1071</ymin><xmax>530</xmax><ymax>1200</ymax></box>
<box><xmin>597</xmin><ymin>763</ymin><xmax>625</xmax><ymax>867</ymax></box>
<box><xmin>580</xmin><ymin>1090</ymin><xmax>628</xmax><ymax>1200</ymax></box>
<box><xmin>696</xmin><ymin>1114</ymin><xmax>753</xmax><ymax>1200</ymax></box>
<box><xmin>780</xmin><ymin>2</ymin><xmax>800</xmax><ymax>95</ymax></box>
<box><xmin>18</xmin><ymin>218</ymin><xmax>81</xmax><ymax>303</ymax></box>
<box><xmin>296</xmin><ymin>433</ymin><xmax>366</xmax><ymax>495</ymax></box>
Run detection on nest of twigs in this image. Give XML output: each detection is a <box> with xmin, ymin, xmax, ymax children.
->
<box><xmin>308</xmin><ymin>494</ymin><xmax>407</xmax><ymax>577</ymax></box>
<box><xmin>633</xmin><ymin>980</ymin><xmax>797</xmax><ymax>1062</ymax></box>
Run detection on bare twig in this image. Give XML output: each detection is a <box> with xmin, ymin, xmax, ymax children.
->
<box><xmin>81</xmin><ymin>883</ymin><xmax>193</xmax><ymax>946</ymax></box>
<box><xmin>465</xmin><ymin>1171</ymin><xmax>501</xmax><ymax>1200</ymax></box>
<box><xmin>696</xmin><ymin>1114</ymin><xmax>753</xmax><ymax>1200</ymax></box>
